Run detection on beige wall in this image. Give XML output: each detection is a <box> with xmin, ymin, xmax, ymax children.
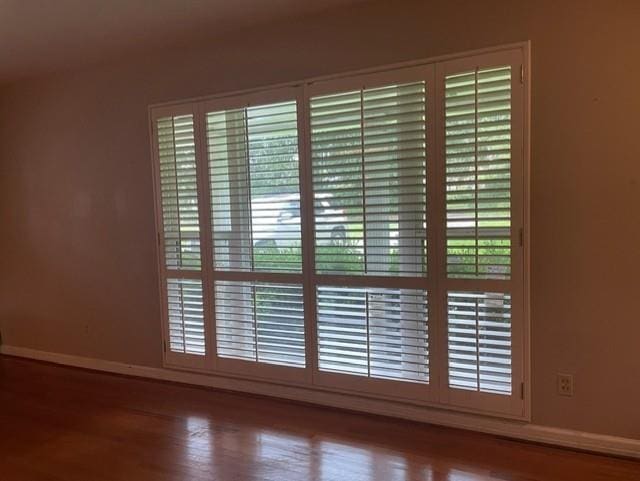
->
<box><xmin>1</xmin><ymin>0</ymin><xmax>639</xmax><ymax>439</ymax></box>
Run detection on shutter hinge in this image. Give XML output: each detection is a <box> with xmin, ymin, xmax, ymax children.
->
<box><xmin>163</xmin><ymin>340</ymin><xmax>166</xmax><ymax>353</ymax></box>
<box><xmin>520</xmin><ymin>382</ymin><xmax>525</xmax><ymax>400</ymax></box>
<box><xmin>519</xmin><ymin>228</ymin><xmax>524</xmax><ymax>247</ymax></box>
<box><xmin>157</xmin><ymin>232</ymin><xmax>161</xmax><ymax>246</ymax></box>
<box><xmin>520</xmin><ymin>64</ymin><xmax>524</xmax><ymax>84</ymax></box>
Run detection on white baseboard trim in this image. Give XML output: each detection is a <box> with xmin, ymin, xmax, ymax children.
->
<box><xmin>1</xmin><ymin>344</ymin><xmax>638</xmax><ymax>460</ymax></box>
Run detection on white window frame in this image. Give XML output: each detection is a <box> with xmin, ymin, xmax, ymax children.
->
<box><xmin>149</xmin><ymin>42</ymin><xmax>530</xmax><ymax>420</ymax></box>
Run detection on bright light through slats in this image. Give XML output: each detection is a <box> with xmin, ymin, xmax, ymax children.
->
<box><xmin>445</xmin><ymin>67</ymin><xmax>511</xmax><ymax>279</ymax></box>
<box><xmin>167</xmin><ymin>278</ymin><xmax>205</xmax><ymax>355</ymax></box>
<box><xmin>311</xmin><ymin>82</ymin><xmax>427</xmax><ymax>276</ymax></box>
<box><xmin>157</xmin><ymin>115</ymin><xmax>201</xmax><ymax>270</ymax></box>
<box><xmin>447</xmin><ymin>291</ymin><xmax>511</xmax><ymax>394</ymax></box>
<box><xmin>215</xmin><ymin>281</ymin><xmax>305</xmax><ymax>367</ymax></box>
<box><xmin>207</xmin><ymin>101</ymin><xmax>302</xmax><ymax>273</ymax></box>
<box><xmin>317</xmin><ymin>286</ymin><xmax>428</xmax><ymax>383</ymax></box>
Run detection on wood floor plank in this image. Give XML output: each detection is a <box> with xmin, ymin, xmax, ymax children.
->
<box><xmin>0</xmin><ymin>355</ymin><xmax>638</xmax><ymax>480</ymax></box>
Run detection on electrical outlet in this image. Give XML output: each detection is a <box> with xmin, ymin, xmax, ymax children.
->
<box><xmin>557</xmin><ymin>373</ymin><xmax>574</xmax><ymax>397</ymax></box>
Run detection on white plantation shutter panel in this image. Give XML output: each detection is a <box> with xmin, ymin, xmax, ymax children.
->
<box><xmin>444</xmin><ymin>66</ymin><xmax>513</xmax><ymax>393</ymax></box>
<box><xmin>156</xmin><ymin>115</ymin><xmax>201</xmax><ymax>270</ymax></box>
<box><xmin>167</xmin><ymin>278</ymin><xmax>205</xmax><ymax>355</ymax></box>
<box><xmin>205</xmin><ymin>93</ymin><xmax>306</xmax><ymax>373</ymax></box>
<box><xmin>309</xmin><ymin>68</ymin><xmax>433</xmax><ymax>394</ymax></box>
<box><xmin>445</xmin><ymin>66</ymin><xmax>511</xmax><ymax>279</ymax></box>
<box><xmin>447</xmin><ymin>291</ymin><xmax>511</xmax><ymax>394</ymax></box>
<box><xmin>215</xmin><ymin>281</ymin><xmax>305</xmax><ymax>367</ymax></box>
<box><xmin>311</xmin><ymin>82</ymin><xmax>427</xmax><ymax>276</ymax></box>
<box><xmin>440</xmin><ymin>50</ymin><xmax>524</xmax><ymax>415</ymax></box>
<box><xmin>208</xmin><ymin>101</ymin><xmax>302</xmax><ymax>273</ymax></box>
<box><xmin>153</xmin><ymin>109</ymin><xmax>208</xmax><ymax>365</ymax></box>
<box><xmin>317</xmin><ymin>286</ymin><xmax>428</xmax><ymax>382</ymax></box>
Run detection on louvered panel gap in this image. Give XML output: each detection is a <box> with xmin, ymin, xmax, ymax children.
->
<box><xmin>445</xmin><ymin>66</ymin><xmax>512</xmax><ymax>280</ymax></box>
<box><xmin>157</xmin><ymin>115</ymin><xmax>201</xmax><ymax>270</ymax></box>
<box><xmin>311</xmin><ymin>82</ymin><xmax>427</xmax><ymax>277</ymax></box>
<box><xmin>215</xmin><ymin>281</ymin><xmax>305</xmax><ymax>368</ymax></box>
<box><xmin>447</xmin><ymin>291</ymin><xmax>511</xmax><ymax>395</ymax></box>
<box><xmin>207</xmin><ymin>101</ymin><xmax>302</xmax><ymax>273</ymax></box>
<box><xmin>317</xmin><ymin>286</ymin><xmax>428</xmax><ymax>383</ymax></box>
<box><xmin>167</xmin><ymin>279</ymin><xmax>205</xmax><ymax>355</ymax></box>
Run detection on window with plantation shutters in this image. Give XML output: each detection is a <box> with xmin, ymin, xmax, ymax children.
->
<box><xmin>150</xmin><ymin>45</ymin><xmax>528</xmax><ymax>418</ymax></box>
<box><xmin>204</xmin><ymin>91</ymin><xmax>306</xmax><ymax>374</ymax></box>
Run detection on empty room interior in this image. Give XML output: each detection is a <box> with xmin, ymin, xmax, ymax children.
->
<box><xmin>1</xmin><ymin>0</ymin><xmax>640</xmax><ymax>479</ymax></box>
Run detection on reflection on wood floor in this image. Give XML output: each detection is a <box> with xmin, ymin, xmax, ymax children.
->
<box><xmin>1</xmin><ymin>356</ymin><xmax>638</xmax><ymax>480</ymax></box>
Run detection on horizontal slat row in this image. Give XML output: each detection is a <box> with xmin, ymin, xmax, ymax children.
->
<box><xmin>447</xmin><ymin>291</ymin><xmax>511</xmax><ymax>394</ymax></box>
<box><xmin>167</xmin><ymin>278</ymin><xmax>205</xmax><ymax>355</ymax></box>
<box><xmin>317</xmin><ymin>286</ymin><xmax>429</xmax><ymax>383</ymax></box>
<box><xmin>207</xmin><ymin>101</ymin><xmax>302</xmax><ymax>273</ymax></box>
<box><xmin>215</xmin><ymin>281</ymin><xmax>305</xmax><ymax>368</ymax></box>
<box><xmin>157</xmin><ymin>115</ymin><xmax>201</xmax><ymax>270</ymax></box>
<box><xmin>311</xmin><ymin>82</ymin><xmax>427</xmax><ymax>277</ymax></box>
<box><xmin>445</xmin><ymin>66</ymin><xmax>512</xmax><ymax>279</ymax></box>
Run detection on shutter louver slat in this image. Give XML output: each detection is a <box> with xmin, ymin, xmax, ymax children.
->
<box><xmin>157</xmin><ymin>115</ymin><xmax>202</xmax><ymax>270</ymax></box>
<box><xmin>317</xmin><ymin>286</ymin><xmax>428</xmax><ymax>383</ymax></box>
<box><xmin>207</xmin><ymin>101</ymin><xmax>302</xmax><ymax>273</ymax></box>
<box><xmin>215</xmin><ymin>281</ymin><xmax>305</xmax><ymax>368</ymax></box>
<box><xmin>447</xmin><ymin>291</ymin><xmax>511</xmax><ymax>394</ymax></box>
<box><xmin>311</xmin><ymin>82</ymin><xmax>427</xmax><ymax>277</ymax></box>
<box><xmin>167</xmin><ymin>279</ymin><xmax>205</xmax><ymax>355</ymax></box>
<box><xmin>445</xmin><ymin>67</ymin><xmax>512</xmax><ymax>280</ymax></box>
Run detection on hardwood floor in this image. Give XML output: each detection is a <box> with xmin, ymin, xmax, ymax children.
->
<box><xmin>0</xmin><ymin>356</ymin><xmax>638</xmax><ymax>481</ymax></box>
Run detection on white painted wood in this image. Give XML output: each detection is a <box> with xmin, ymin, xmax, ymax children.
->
<box><xmin>194</xmin><ymin>101</ymin><xmax>217</xmax><ymax>372</ymax></box>
<box><xmin>2</xmin><ymin>345</ymin><xmax>637</xmax><ymax>460</ymax></box>
<box><xmin>299</xmin><ymin>85</ymin><xmax>318</xmax><ymax>385</ymax></box>
<box><xmin>521</xmin><ymin>42</ymin><xmax>532</xmax><ymax>422</ymax></box>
